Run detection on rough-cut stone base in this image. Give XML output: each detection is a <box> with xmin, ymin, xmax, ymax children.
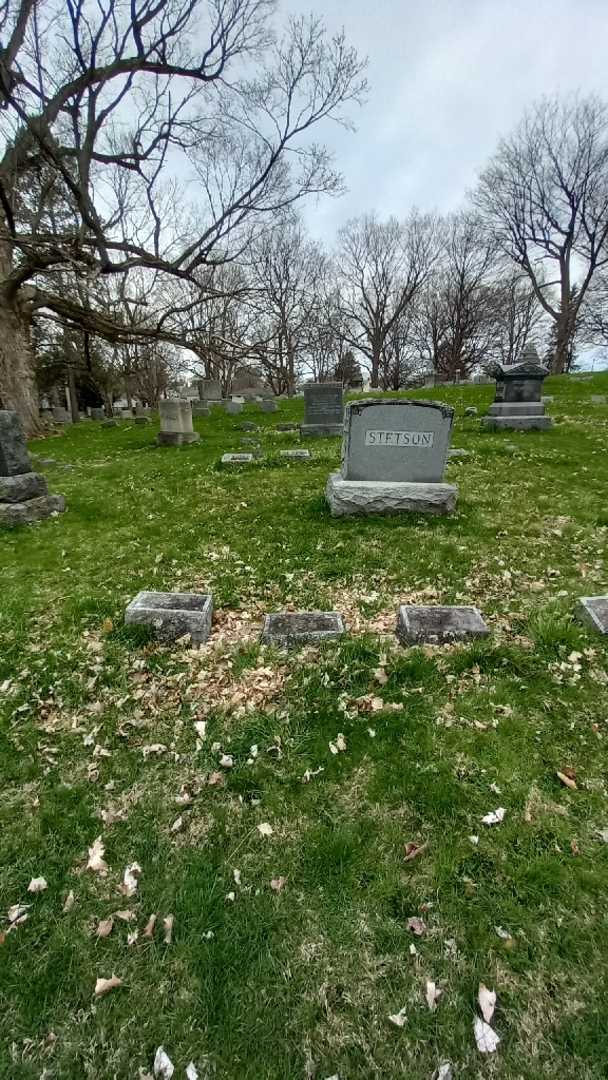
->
<box><xmin>396</xmin><ymin>604</ymin><xmax>489</xmax><ymax>645</ymax></box>
<box><xmin>0</xmin><ymin>472</ymin><xmax>48</xmax><ymax>503</ymax></box>
<box><xmin>325</xmin><ymin>473</ymin><xmax>457</xmax><ymax>516</ymax></box>
<box><xmin>574</xmin><ymin>596</ymin><xmax>608</xmax><ymax>635</ymax></box>
<box><xmin>125</xmin><ymin>590</ymin><xmax>213</xmax><ymax>644</ymax></box>
<box><xmin>300</xmin><ymin>423</ymin><xmax>342</xmax><ymax>438</ymax></box>
<box><xmin>483</xmin><ymin>416</ymin><xmax>553</xmax><ymax>431</ymax></box>
<box><xmin>156</xmin><ymin>431</ymin><xmax>200</xmax><ymax>446</ymax></box>
<box><xmin>0</xmin><ymin>493</ymin><xmax>66</xmax><ymax>527</ymax></box>
<box><xmin>261</xmin><ymin>611</ymin><xmax>345</xmax><ymax>647</ymax></box>
<box><xmin>280</xmin><ymin>449</ymin><xmax>311</xmax><ymax>460</ymax></box>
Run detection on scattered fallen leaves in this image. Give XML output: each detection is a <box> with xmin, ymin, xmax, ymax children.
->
<box><xmin>163</xmin><ymin>914</ymin><xmax>174</xmax><ymax>944</ymax></box>
<box><xmin>6</xmin><ymin>903</ymin><xmax>29</xmax><ymax>931</ymax></box>
<box><xmin>270</xmin><ymin>876</ymin><xmax>287</xmax><ymax>893</ymax></box>
<box><xmin>478</xmin><ymin>983</ymin><xmax>496</xmax><ymax>1022</ymax></box>
<box><xmin>87</xmin><ymin>836</ymin><xmax>108</xmax><ymax>876</ymax></box>
<box><xmin>219</xmin><ymin>753</ymin><xmax>234</xmax><ymax>769</ymax></box>
<box><xmin>432</xmin><ymin>1065</ymin><xmax>454</xmax><ymax>1080</ymax></box>
<box><xmin>62</xmin><ymin>890</ymin><xmax>75</xmax><ymax>913</ymax></box>
<box><xmin>425</xmin><ymin>980</ymin><xmax>442</xmax><ymax>1011</ymax></box>
<box><xmin>94</xmin><ymin>974</ymin><xmax>122</xmax><ymax>997</ymax></box>
<box><xmin>143</xmin><ymin>914</ymin><xmax>157</xmax><ymax>939</ymax></box>
<box><xmin>557</xmin><ymin>769</ymin><xmax>577</xmax><ymax>790</ymax></box>
<box><xmin>96</xmin><ymin>917</ymin><xmax>114</xmax><ymax>939</ymax></box>
<box><xmin>153</xmin><ymin>1046</ymin><xmax>174</xmax><ymax>1078</ymax></box>
<box><xmin>329</xmin><ymin>733</ymin><xmax>347</xmax><ymax>754</ymax></box>
<box><xmin>404</xmin><ymin>841</ymin><xmax>427</xmax><ymax>862</ymax></box>
<box><xmin>185</xmin><ymin>1065</ymin><xmax>199</xmax><ymax>1080</ymax></box>
<box><xmin>257</xmin><ymin>822</ymin><xmax>273</xmax><ymax>837</ymax></box>
<box><xmin>481</xmin><ymin>808</ymin><xmax>506</xmax><ymax>826</ymax></box>
<box><xmin>120</xmin><ymin>862</ymin><xmax>141</xmax><ymax>897</ymax></box>
<box><xmin>406</xmin><ymin>916</ymin><xmax>426</xmax><ymax>936</ymax></box>
<box><xmin>474</xmin><ymin>1016</ymin><xmax>500</xmax><ymax>1054</ymax></box>
<box><xmin>388</xmin><ymin>1006</ymin><xmax>408</xmax><ymax>1028</ymax></box>
<box><xmin>27</xmin><ymin>877</ymin><xmax>48</xmax><ymax>893</ymax></box>
<box><xmin>193</xmin><ymin>720</ymin><xmax>207</xmax><ymax>741</ymax></box>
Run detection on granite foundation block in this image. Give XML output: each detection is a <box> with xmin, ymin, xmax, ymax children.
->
<box><xmin>0</xmin><ymin>472</ymin><xmax>48</xmax><ymax>503</ymax></box>
<box><xmin>125</xmin><ymin>590</ymin><xmax>213</xmax><ymax>645</ymax></box>
<box><xmin>0</xmin><ymin>493</ymin><xmax>66</xmax><ymax>527</ymax></box>
<box><xmin>326</xmin><ymin>473</ymin><xmax>457</xmax><ymax>516</ymax></box>
<box><xmin>156</xmin><ymin>431</ymin><xmax>200</xmax><ymax>446</ymax></box>
<box><xmin>482</xmin><ymin>415</ymin><xmax>552</xmax><ymax>431</ymax></box>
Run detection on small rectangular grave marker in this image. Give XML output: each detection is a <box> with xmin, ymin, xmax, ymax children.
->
<box><xmin>261</xmin><ymin>611</ymin><xmax>345</xmax><ymax>647</ymax></box>
<box><xmin>574</xmin><ymin>596</ymin><xmax>608</xmax><ymax>635</ymax></box>
<box><xmin>396</xmin><ymin>605</ymin><xmax>489</xmax><ymax>645</ymax></box>
<box><xmin>221</xmin><ymin>452</ymin><xmax>254</xmax><ymax>464</ymax></box>
<box><xmin>301</xmin><ymin>382</ymin><xmax>343</xmax><ymax>437</ymax></box>
<box><xmin>125</xmin><ymin>591</ymin><xmax>213</xmax><ymax>644</ymax></box>
<box><xmin>280</xmin><ymin>449</ymin><xmax>311</xmax><ymax>460</ymax></box>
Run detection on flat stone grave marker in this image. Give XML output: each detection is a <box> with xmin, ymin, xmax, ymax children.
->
<box><xmin>301</xmin><ymin>382</ymin><xmax>343</xmax><ymax>437</ymax></box>
<box><xmin>261</xmin><ymin>611</ymin><xmax>345</xmax><ymax>647</ymax></box>
<box><xmin>574</xmin><ymin>596</ymin><xmax>608</xmax><ymax>635</ymax></box>
<box><xmin>221</xmin><ymin>452</ymin><xmax>254</xmax><ymax>465</ymax></box>
<box><xmin>125</xmin><ymin>590</ymin><xmax>213</xmax><ymax>645</ymax></box>
<box><xmin>396</xmin><ymin>605</ymin><xmax>489</xmax><ymax>645</ymax></box>
<box><xmin>280</xmin><ymin>449</ymin><xmax>311</xmax><ymax>460</ymax></box>
<box><xmin>134</xmin><ymin>416</ymin><xmax>150</xmax><ymax>425</ymax></box>
<box><xmin>326</xmin><ymin>398</ymin><xmax>457</xmax><ymax>516</ymax></box>
<box><xmin>238</xmin><ymin>422</ymin><xmax>259</xmax><ymax>431</ymax></box>
<box><xmin>276</xmin><ymin>423</ymin><xmax>299</xmax><ymax>432</ymax></box>
<box><xmin>591</xmin><ymin>395</ymin><xmax>607</xmax><ymax>404</ymax></box>
<box><xmin>102</xmin><ymin>419</ymin><xmax>118</xmax><ymax>428</ymax></box>
<box><xmin>448</xmin><ymin>448</ymin><xmax>470</xmax><ymax>458</ymax></box>
<box><xmin>0</xmin><ymin>410</ymin><xmax>66</xmax><ymax>526</ymax></box>
<box><xmin>90</xmin><ymin>407</ymin><xmax>105</xmax><ymax>420</ymax></box>
<box><xmin>157</xmin><ymin>399</ymin><xmax>200</xmax><ymax>446</ymax></box>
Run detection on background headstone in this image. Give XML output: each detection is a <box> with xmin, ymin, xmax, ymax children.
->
<box><xmin>0</xmin><ymin>411</ymin><xmax>33</xmax><ymax>476</ymax></box>
<box><xmin>198</xmin><ymin>379</ymin><xmax>222</xmax><ymax>401</ymax></box>
<box><xmin>301</xmin><ymin>382</ymin><xmax>344</xmax><ymax>437</ymax></box>
<box><xmin>0</xmin><ymin>410</ymin><xmax>66</xmax><ymax>526</ymax></box>
<box><xmin>157</xmin><ymin>399</ymin><xmax>200</xmax><ymax>446</ymax></box>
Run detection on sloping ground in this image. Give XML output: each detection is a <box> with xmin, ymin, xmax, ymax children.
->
<box><xmin>1</xmin><ymin>374</ymin><xmax>607</xmax><ymax>1079</ymax></box>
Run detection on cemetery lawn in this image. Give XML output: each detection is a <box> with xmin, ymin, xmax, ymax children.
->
<box><xmin>2</xmin><ymin>376</ymin><xmax>608</xmax><ymax>1080</ymax></box>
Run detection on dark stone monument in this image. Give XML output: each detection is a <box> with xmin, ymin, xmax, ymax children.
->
<box><xmin>0</xmin><ymin>410</ymin><xmax>66</xmax><ymax>527</ymax></box>
<box><xmin>198</xmin><ymin>379</ymin><xmax>222</xmax><ymax>402</ymax></box>
<box><xmin>261</xmin><ymin>611</ymin><xmax>345</xmax><ymax>647</ymax></box>
<box><xmin>125</xmin><ymin>590</ymin><xmax>213</xmax><ymax>644</ymax></box>
<box><xmin>301</xmin><ymin>382</ymin><xmax>344</xmax><ymax>437</ymax></box>
<box><xmin>90</xmin><ymin>407</ymin><xmax>105</xmax><ymax>421</ymax></box>
<box><xmin>483</xmin><ymin>345</ymin><xmax>552</xmax><ymax>430</ymax></box>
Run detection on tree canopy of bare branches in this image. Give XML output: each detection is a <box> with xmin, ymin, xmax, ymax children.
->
<box><xmin>0</xmin><ymin>0</ymin><xmax>366</xmax><ymax>430</ymax></box>
<box><xmin>474</xmin><ymin>94</ymin><xmax>608</xmax><ymax>373</ymax></box>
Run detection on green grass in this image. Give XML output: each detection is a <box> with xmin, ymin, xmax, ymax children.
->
<box><xmin>1</xmin><ymin>375</ymin><xmax>608</xmax><ymax>1078</ymax></box>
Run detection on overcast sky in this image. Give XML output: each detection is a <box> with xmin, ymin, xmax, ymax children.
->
<box><xmin>281</xmin><ymin>0</ymin><xmax>608</xmax><ymax>242</ymax></box>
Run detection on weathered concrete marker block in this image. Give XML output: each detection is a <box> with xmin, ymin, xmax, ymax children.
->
<box><xmin>261</xmin><ymin>611</ymin><xmax>345</xmax><ymax>647</ymax></box>
<box><xmin>221</xmin><ymin>453</ymin><xmax>255</xmax><ymax>465</ymax></box>
<box><xmin>396</xmin><ymin>605</ymin><xmax>489</xmax><ymax>645</ymax></box>
<box><xmin>125</xmin><ymin>591</ymin><xmax>213</xmax><ymax>644</ymax></box>
<box><xmin>574</xmin><ymin>596</ymin><xmax>608</xmax><ymax>635</ymax></box>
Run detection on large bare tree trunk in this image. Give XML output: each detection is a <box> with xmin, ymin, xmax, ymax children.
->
<box><xmin>0</xmin><ymin>295</ymin><xmax>41</xmax><ymax>435</ymax></box>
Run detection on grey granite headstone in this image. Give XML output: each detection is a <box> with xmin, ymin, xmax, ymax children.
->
<box><xmin>199</xmin><ymin>379</ymin><xmax>222</xmax><ymax>401</ymax></box>
<box><xmin>341</xmin><ymin>399</ymin><xmax>453</xmax><ymax>483</ymax></box>
<box><xmin>52</xmin><ymin>406</ymin><xmax>71</xmax><ymax>423</ymax></box>
<box><xmin>157</xmin><ymin>399</ymin><xmax>200</xmax><ymax>446</ymax></box>
<box><xmin>396</xmin><ymin>605</ymin><xmax>489</xmax><ymax>645</ymax></box>
<box><xmin>574</xmin><ymin>596</ymin><xmax>608</xmax><ymax>634</ymax></box>
<box><xmin>224</xmin><ymin>401</ymin><xmax>243</xmax><ymax>415</ymax></box>
<box><xmin>260</xmin><ymin>400</ymin><xmax>277</xmax><ymax>413</ymax></box>
<box><xmin>261</xmin><ymin>611</ymin><xmax>345</xmax><ymax>647</ymax></box>
<box><xmin>301</xmin><ymin>382</ymin><xmax>344</xmax><ymax>437</ymax></box>
<box><xmin>192</xmin><ymin>402</ymin><xmax>210</xmax><ymax>418</ymax></box>
<box><xmin>90</xmin><ymin>407</ymin><xmax>105</xmax><ymax>420</ymax></box>
<box><xmin>326</xmin><ymin>399</ymin><xmax>457</xmax><ymax>516</ymax></box>
<box><xmin>125</xmin><ymin>590</ymin><xmax>213</xmax><ymax>644</ymax></box>
<box><xmin>121</xmin><ymin>408</ymin><xmax>134</xmax><ymax>419</ymax></box>
<box><xmin>0</xmin><ymin>410</ymin><xmax>32</xmax><ymax>475</ymax></box>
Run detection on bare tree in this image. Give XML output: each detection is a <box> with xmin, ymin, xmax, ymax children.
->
<box><xmin>413</xmin><ymin>213</ymin><xmax>496</xmax><ymax>380</ymax></box>
<box><xmin>486</xmin><ymin>270</ymin><xmax>546</xmax><ymax>366</ymax></box>
<box><xmin>474</xmin><ymin>94</ymin><xmax>608</xmax><ymax>374</ymax></box>
<box><xmin>250</xmin><ymin>218</ymin><xmax>326</xmax><ymax>394</ymax></box>
<box><xmin>0</xmin><ymin>1</ymin><xmax>366</xmax><ymax>431</ymax></box>
<box><xmin>335</xmin><ymin>211</ymin><xmax>438</xmax><ymax>387</ymax></box>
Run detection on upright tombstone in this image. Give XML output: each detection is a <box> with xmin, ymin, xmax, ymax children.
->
<box><xmin>260</xmin><ymin>399</ymin><xmax>277</xmax><ymax>413</ymax></box>
<box><xmin>0</xmin><ymin>410</ymin><xmax>66</xmax><ymax>526</ymax></box>
<box><xmin>90</xmin><ymin>407</ymin><xmax>105</xmax><ymax>420</ymax></box>
<box><xmin>191</xmin><ymin>402</ymin><xmax>210</xmax><ymax>418</ymax></box>
<box><xmin>325</xmin><ymin>398</ymin><xmax>457</xmax><ymax>517</ymax></box>
<box><xmin>301</xmin><ymin>382</ymin><xmax>344</xmax><ymax>437</ymax></box>
<box><xmin>483</xmin><ymin>345</ymin><xmax>552</xmax><ymax>431</ymax></box>
<box><xmin>198</xmin><ymin>379</ymin><xmax>222</xmax><ymax>403</ymax></box>
<box><xmin>224</xmin><ymin>400</ymin><xmax>243</xmax><ymax>415</ymax></box>
<box><xmin>157</xmin><ymin>399</ymin><xmax>200</xmax><ymax>446</ymax></box>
